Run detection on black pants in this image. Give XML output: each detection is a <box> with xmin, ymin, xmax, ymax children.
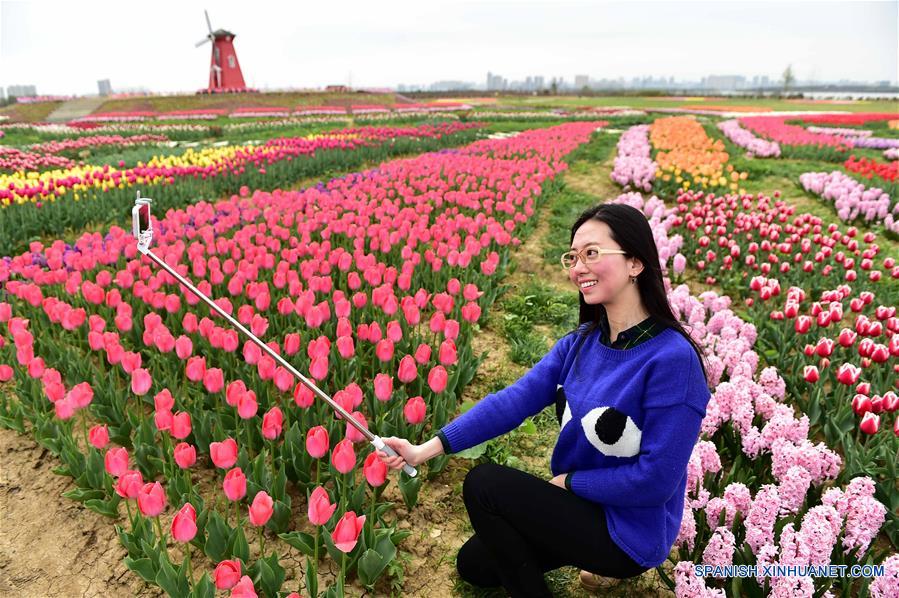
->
<box><xmin>456</xmin><ymin>463</ymin><xmax>649</xmax><ymax>597</ymax></box>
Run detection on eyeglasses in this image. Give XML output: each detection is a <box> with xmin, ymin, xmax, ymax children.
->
<box><xmin>561</xmin><ymin>245</ymin><xmax>627</xmax><ymax>269</ymax></box>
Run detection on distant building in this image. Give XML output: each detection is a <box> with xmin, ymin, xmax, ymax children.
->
<box><xmin>7</xmin><ymin>84</ymin><xmax>37</xmax><ymax>98</ymax></box>
<box><xmin>98</xmin><ymin>79</ymin><xmax>112</xmax><ymax>96</ymax></box>
<box><xmin>574</xmin><ymin>75</ymin><xmax>590</xmax><ymax>89</ymax></box>
<box><xmin>429</xmin><ymin>80</ymin><xmax>474</xmax><ymax>91</ymax></box>
<box><xmin>704</xmin><ymin>75</ymin><xmax>747</xmax><ymax>91</ymax></box>
<box><xmin>486</xmin><ymin>72</ymin><xmax>507</xmax><ymax>91</ymax></box>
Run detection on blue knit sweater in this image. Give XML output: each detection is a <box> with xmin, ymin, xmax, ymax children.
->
<box><xmin>440</xmin><ymin>324</ymin><xmax>711</xmax><ymax>568</ymax></box>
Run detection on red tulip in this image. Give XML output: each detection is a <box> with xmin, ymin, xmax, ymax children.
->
<box><xmin>870</xmin><ymin>344</ymin><xmax>890</xmax><ymax>363</ymax></box>
<box><xmin>838</xmin><ymin>328</ymin><xmax>857</xmax><ymax>347</ymax></box>
<box><xmin>88</xmin><ymin>424</ymin><xmax>109</xmax><ymax>449</ymax></box>
<box><xmin>331</xmin><ymin>438</ymin><xmax>356</xmax><ymax>474</ymax></box>
<box><xmin>794</xmin><ymin>316</ymin><xmax>812</xmax><ymax>334</ymax></box>
<box><xmin>363</xmin><ymin>452</ymin><xmax>387</xmax><ymax>487</ymax></box>
<box><xmin>174</xmin><ymin>442</ymin><xmax>197</xmax><ymax>469</ymax></box>
<box><xmin>261</xmin><ymin>406</ymin><xmax>284</xmax><ymax>440</ymax></box>
<box><xmin>883</xmin><ymin>391</ymin><xmax>899</xmax><ymax>412</ymax></box>
<box><xmin>404</xmin><ymin>395</ymin><xmax>426</xmax><ymax>424</ymax></box>
<box><xmin>248</xmin><ymin>491</ymin><xmax>274</xmax><ymax>527</ymax></box>
<box><xmin>815</xmin><ymin>338</ymin><xmax>834</xmax><ymax>358</ymax></box>
<box><xmin>308</xmin><ymin>486</ymin><xmax>337</xmax><ymax>526</ymax></box>
<box><xmin>331</xmin><ymin>511</ymin><xmax>366</xmax><ymax>553</ymax></box>
<box><xmin>852</xmin><ymin>394</ymin><xmax>873</xmax><ymax>416</ymax></box>
<box><xmin>836</xmin><ymin>363</ymin><xmax>861</xmax><ymax>385</ymax></box>
<box><xmin>214</xmin><ymin>560</ymin><xmax>242</xmax><ymax>590</ymax></box>
<box><xmin>210</xmin><ymin>438</ymin><xmax>238</xmax><ymax>469</ymax></box>
<box><xmin>859</xmin><ymin>412</ymin><xmax>880</xmax><ymax>435</ymax></box>
<box><xmin>803</xmin><ymin>365</ymin><xmax>820</xmax><ymax>383</ymax></box>
<box><xmin>171</xmin><ymin>503</ymin><xmax>198</xmax><ymax>542</ymax></box>
<box><xmin>104</xmin><ymin>447</ymin><xmax>129</xmax><ymax>476</ymax></box>
<box><xmin>223</xmin><ymin>467</ymin><xmax>247</xmax><ymax>501</ymax></box>
<box><xmin>138</xmin><ymin>481</ymin><xmax>167</xmax><ymax>516</ymax></box>
<box><xmin>856</xmin><ymin>382</ymin><xmax>871</xmax><ymax>396</ymax></box>
<box><xmin>306</xmin><ymin>426</ymin><xmax>329</xmax><ymax>458</ymax></box>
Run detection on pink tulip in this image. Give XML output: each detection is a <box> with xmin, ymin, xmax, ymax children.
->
<box><xmin>173</xmin><ymin>442</ymin><xmax>197</xmax><ymax>469</ymax></box>
<box><xmin>331</xmin><ymin>438</ymin><xmax>356</xmax><ymax>474</ymax></box>
<box><xmin>363</xmin><ymin>452</ymin><xmax>387</xmax><ymax>487</ymax></box>
<box><xmin>138</xmin><ymin>481</ymin><xmax>167</xmax><ymax>517</ymax></box>
<box><xmin>414</xmin><ymin>343</ymin><xmax>431</xmax><ymax>365</ymax></box>
<box><xmin>185</xmin><ymin>356</ymin><xmax>206</xmax><ymax>382</ymax></box>
<box><xmin>171</xmin><ymin>503</ymin><xmax>197</xmax><ymax>542</ymax></box>
<box><xmin>307</xmin><ymin>486</ymin><xmax>337</xmax><ymax>526</ymax></box>
<box><xmin>203</xmin><ymin>367</ymin><xmax>225</xmax><ymax>393</ymax></box>
<box><xmin>438</xmin><ymin>339</ymin><xmax>458</xmax><ymax>365</ymax></box>
<box><xmin>237</xmin><ymin>391</ymin><xmax>259</xmax><ymax>419</ymax></box>
<box><xmin>210</xmin><ymin>438</ymin><xmax>239</xmax><ymax>469</ymax></box>
<box><xmin>306</xmin><ymin>426</ymin><xmax>329</xmax><ymax>458</ymax></box>
<box><xmin>175</xmin><ymin>335</ymin><xmax>193</xmax><ymax>359</ymax></box>
<box><xmin>859</xmin><ymin>412</ymin><xmax>880</xmax><ymax>434</ymax></box>
<box><xmin>309</xmin><ymin>355</ymin><xmax>328</xmax><ymax>381</ymax></box>
<box><xmin>248</xmin><ymin>491</ymin><xmax>274</xmax><ymax>527</ymax></box>
<box><xmin>104</xmin><ymin>447</ymin><xmax>129</xmax><ymax>477</ymax></box>
<box><xmin>153</xmin><ymin>407</ymin><xmax>177</xmax><ymax>433</ymax></box>
<box><xmin>226</xmin><ymin>379</ymin><xmax>247</xmax><ymax>407</ymax></box>
<box><xmin>230</xmin><ymin>575</ymin><xmax>257</xmax><ymax>598</ymax></box>
<box><xmin>223</xmin><ymin>467</ymin><xmax>247</xmax><ymax>501</ymax></box>
<box><xmin>427</xmin><ymin>365</ymin><xmax>448</xmax><ymax>393</ymax></box>
<box><xmin>373</xmin><ymin>373</ymin><xmax>393</xmax><ymax>402</ymax></box>
<box><xmin>0</xmin><ymin>364</ymin><xmax>13</xmax><ymax>382</ymax></box>
<box><xmin>397</xmin><ymin>355</ymin><xmax>418</xmax><ymax>384</ymax></box>
<box><xmin>404</xmin><ymin>396</ymin><xmax>426</xmax><ymax>425</ymax></box>
<box><xmin>131</xmin><ymin>368</ymin><xmax>152</xmax><ymax>395</ymax></box>
<box><xmin>154</xmin><ymin>388</ymin><xmax>175</xmax><ymax>412</ymax></box>
<box><xmin>345</xmin><ymin>411</ymin><xmax>369</xmax><ymax>443</ymax></box>
<box><xmin>261</xmin><ymin>406</ymin><xmax>284</xmax><ymax>440</ymax></box>
<box><xmin>336</xmin><ymin>336</ymin><xmax>355</xmax><ymax>359</ymax></box>
<box><xmin>375</xmin><ymin>339</ymin><xmax>394</xmax><ymax>362</ymax></box>
<box><xmin>214</xmin><ymin>560</ymin><xmax>242</xmax><ymax>590</ymax></box>
<box><xmin>88</xmin><ymin>424</ymin><xmax>109</xmax><ymax>449</ymax></box>
<box><xmin>331</xmin><ymin>511</ymin><xmax>366</xmax><ymax>553</ymax></box>
<box><xmin>294</xmin><ymin>381</ymin><xmax>314</xmax><ymax>408</ymax></box>
<box><xmin>115</xmin><ymin>469</ymin><xmax>144</xmax><ymax>499</ymax></box>
<box><xmin>171</xmin><ymin>411</ymin><xmax>192</xmax><ymax>439</ymax></box>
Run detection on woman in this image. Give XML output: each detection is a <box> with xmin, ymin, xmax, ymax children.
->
<box><xmin>377</xmin><ymin>203</ymin><xmax>711</xmax><ymax>597</ymax></box>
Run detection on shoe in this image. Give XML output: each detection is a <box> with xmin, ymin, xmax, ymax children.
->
<box><xmin>578</xmin><ymin>569</ymin><xmax>620</xmax><ymax>593</ymax></box>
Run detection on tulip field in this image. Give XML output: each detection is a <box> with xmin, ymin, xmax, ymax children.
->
<box><xmin>0</xmin><ymin>103</ymin><xmax>897</xmax><ymax>597</ymax></box>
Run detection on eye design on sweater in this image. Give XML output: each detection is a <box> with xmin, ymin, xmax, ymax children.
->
<box><xmin>556</xmin><ymin>385</ymin><xmax>572</xmax><ymax>429</ymax></box>
<box><xmin>581</xmin><ymin>407</ymin><xmax>642</xmax><ymax>458</ymax></box>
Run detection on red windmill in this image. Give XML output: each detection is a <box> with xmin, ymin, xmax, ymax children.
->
<box><xmin>195</xmin><ymin>10</ymin><xmax>247</xmax><ymax>92</ymax></box>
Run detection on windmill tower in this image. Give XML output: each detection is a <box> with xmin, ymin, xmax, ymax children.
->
<box><xmin>195</xmin><ymin>10</ymin><xmax>247</xmax><ymax>92</ymax></box>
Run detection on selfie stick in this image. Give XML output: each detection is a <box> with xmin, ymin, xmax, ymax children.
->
<box><xmin>131</xmin><ymin>192</ymin><xmax>417</xmax><ymax>477</ymax></box>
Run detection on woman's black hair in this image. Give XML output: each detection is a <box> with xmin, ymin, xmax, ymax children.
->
<box><xmin>568</xmin><ymin>203</ymin><xmax>708</xmax><ymax>381</ymax></box>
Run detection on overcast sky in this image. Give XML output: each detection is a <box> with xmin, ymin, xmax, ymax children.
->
<box><xmin>1</xmin><ymin>0</ymin><xmax>896</xmax><ymax>95</ymax></box>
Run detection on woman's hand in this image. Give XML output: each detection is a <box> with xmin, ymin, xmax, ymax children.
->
<box><xmin>549</xmin><ymin>473</ymin><xmax>568</xmax><ymax>489</ymax></box>
<box><xmin>376</xmin><ymin>436</ymin><xmax>428</xmax><ymax>470</ymax></box>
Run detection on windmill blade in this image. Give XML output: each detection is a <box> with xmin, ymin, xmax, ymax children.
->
<box><xmin>205</xmin><ymin>10</ymin><xmax>213</xmax><ymax>35</ymax></box>
<box><xmin>195</xmin><ymin>37</ymin><xmax>211</xmax><ymax>47</ymax></box>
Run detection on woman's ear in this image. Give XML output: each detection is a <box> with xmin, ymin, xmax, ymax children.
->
<box><xmin>628</xmin><ymin>257</ymin><xmax>645</xmax><ymax>277</ymax></box>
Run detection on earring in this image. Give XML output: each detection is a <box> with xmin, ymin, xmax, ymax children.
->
<box><xmin>630</xmin><ymin>276</ymin><xmax>637</xmax><ymax>284</ymax></box>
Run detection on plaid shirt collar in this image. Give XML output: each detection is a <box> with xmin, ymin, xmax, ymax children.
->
<box><xmin>598</xmin><ymin>313</ymin><xmax>661</xmax><ymax>350</ymax></box>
